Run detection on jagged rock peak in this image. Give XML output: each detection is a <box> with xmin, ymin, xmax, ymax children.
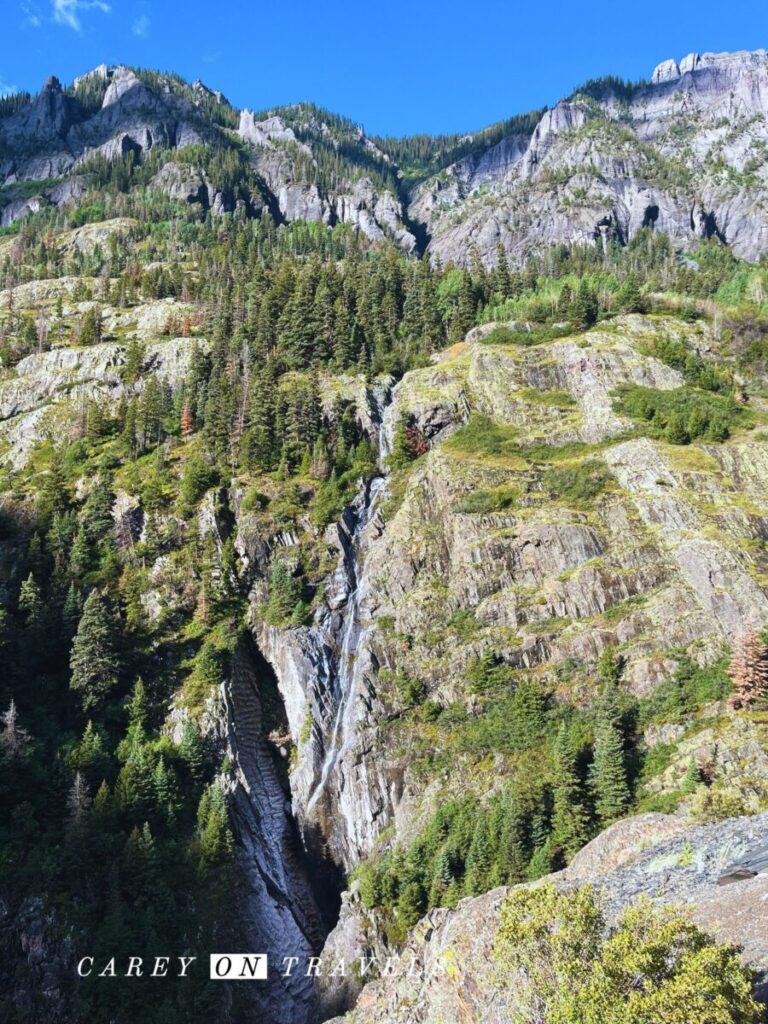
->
<box><xmin>42</xmin><ymin>75</ymin><xmax>62</xmax><ymax>92</ymax></box>
<box><xmin>652</xmin><ymin>48</ymin><xmax>768</xmax><ymax>84</ymax></box>
<box><xmin>72</xmin><ymin>64</ymin><xmax>111</xmax><ymax>89</ymax></box>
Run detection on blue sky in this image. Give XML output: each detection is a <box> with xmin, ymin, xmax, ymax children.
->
<box><xmin>1</xmin><ymin>0</ymin><xmax>767</xmax><ymax>136</ymax></box>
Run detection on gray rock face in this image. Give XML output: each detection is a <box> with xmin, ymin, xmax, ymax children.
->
<box><xmin>7</xmin><ymin>51</ymin><xmax>768</xmax><ymax>262</ymax></box>
<box><xmin>254</xmin><ymin>466</ymin><xmax>398</xmax><ymax>872</ymax></box>
<box><xmin>415</xmin><ymin>49</ymin><xmax>768</xmax><ymax>266</ymax></box>
<box><xmin>0</xmin><ymin>333</ymin><xmax>207</xmax><ymax>468</ymax></box>
<box><xmin>0</xmin><ymin>896</ymin><xmax>74</xmax><ymax>1023</ymax></box>
<box><xmin>346</xmin><ymin>811</ymin><xmax>768</xmax><ymax>1022</ymax></box>
<box><xmin>0</xmin><ymin>65</ymin><xmax>210</xmax><ymax>188</ymax></box>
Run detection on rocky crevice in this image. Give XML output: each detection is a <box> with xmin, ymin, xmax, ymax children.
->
<box><xmin>218</xmin><ymin>640</ymin><xmax>328</xmax><ymax>1024</ymax></box>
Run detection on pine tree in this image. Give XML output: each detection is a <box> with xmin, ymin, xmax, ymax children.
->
<box><xmin>18</xmin><ymin>573</ymin><xmax>45</xmax><ymax>634</ymax></box>
<box><xmin>590</xmin><ymin>716</ymin><xmax>630</xmax><ymax>824</ymax></box>
<box><xmin>509</xmin><ymin>678</ymin><xmax>546</xmax><ymax>750</ymax></box>
<box><xmin>451</xmin><ymin>273</ymin><xmax>477</xmax><ymax>341</ymax></box>
<box><xmin>729</xmin><ymin>629</ymin><xmax>768</xmax><ymax>708</ymax></box>
<box><xmin>116</xmin><ymin>746</ymin><xmax>154</xmax><ymax>822</ymax></box>
<box><xmin>197</xmin><ymin>783</ymin><xmax>233</xmax><ymax>866</ymax></box>
<box><xmin>68</xmin><ymin>720</ymin><xmax>110</xmax><ymax>789</ymax></box>
<box><xmin>180</xmin><ymin>720</ymin><xmax>206</xmax><ymax>784</ymax></box>
<box><xmin>81</xmin><ymin>473</ymin><xmax>115</xmax><ymax>543</ymax></box>
<box><xmin>465</xmin><ymin>816</ymin><xmax>493</xmax><ymax>895</ymax></box>
<box><xmin>153</xmin><ymin>756</ymin><xmax>181</xmax><ymax>825</ymax></box>
<box><xmin>69</xmin><ymin>589</ymin><xmax>121</xmax><ymax>710</ymax></box>
<box><xmin>681</xmin><ymin>756</ymin><xmax>701</xmax><ymax>794</ymax></box>
<box><xmin>550</xmin><ymin>722</ymin><xmax>591</xmax><ymax>862</ymax></box>
<box><xmin>123</xmin><ymin>338</ymin><xmax>145</xmax><ymax>383</ymax></box>
<box><xmin>38</xmin><ymin>447</ymin><xmax>69</xmax><ymax>521</ymax></box>
<box><xmin>572</xmin><ymin>279</ymin><xmax>598</xmax><ymax>329</ymax></box>
<box><xmin>492</xmin><ymin>242</ymin><xmax>511</xmax><ymax>298</ymax></box>
<box><xmin>665</xmin><ymin>412</ymin><xmax>690</xmax><ymax>445</ymax></box>
<box><xmin>79</xmin><ymin>306</ymin><xmax>102</xmax><ymax>346</ymax></box>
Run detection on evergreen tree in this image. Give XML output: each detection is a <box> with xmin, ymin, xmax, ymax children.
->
<box><xmin>81</xmin><ymin>473</ymin><xmax>115</xmax><ymax>543</ymax></box>
<box><xmin>617</xmin><ymin>274</ymin><xmax>646</xmax><ymax>313</ymax></box>
<box><xmin>465</xmin><ymin>816</ymin><xmax>493</xmax><ymax>895</ymax></box>
<box><xmin>590</xmin><ymin>714</ymin><xmax>630</xmax><ymax>824</ymax></box>
<box><xmin>38</xmin><ymin>448</ymin><xmax>69</xmax><ymax>521</ymax></box>
<box><xmin>62</xmin><ymin>581</ymin><xmax>83</xmax><ymax>636</ymax></box>
<box><xmin>572</xmin><ymin>279</ymin><xmax>598</xmax><ymax>328</ymax></box>
<box><xmin>197</xmin><ymin>783</ymin><xmax>233</xmax><ymax>866</ymax></box>
<box><xmin>180</xmin><ymin>720</ymin><xmax>206</xmax><ymax>784</ymax></box>
<box><xmin>681</xmin><ymin>755</ymin><xmax>701</xmax><ymax>794</ymax></box>
<box><xmin>68</xmin><ymin>720</ymin><xmax>110</xmax><ymax>790</ymax></box>
<box><xmin>550</xmin><ymin>722</ymin><xmax>590</xmax><ymax>862</ymax></box>
<box><xmin>509</xmin><ymin>677</ymin><xmax>547</xmax><ymax>750</ymax></box>
<box><xmin>665</xmin><ymin>412</ymin><xmax>690</xmax><ymax>445</ymax></box>
<box><xmin>69</xmin><ymin>589</ymin><xmax>122</xmax><ymax>710</ymax></box>
<box><xmin>18</xmin><ymin>573</ymin><xmax>46</xmax><ymax>641</ymax></box>
<box><xmin>153</xmin><ymin>756</ymin><xmax>181</xmax><ymax>825</ymax></box>
<box><xmin>451</xmin><ymin>273</ymin><xmax>477</xmax><ymax>341</ymax></box>
<box><xmin>79</xmin><ymin>306</ymin><xmax>102</xmax><ymax>346</ymax></box>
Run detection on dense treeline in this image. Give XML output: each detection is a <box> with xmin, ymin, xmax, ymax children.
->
<box><xmin>355</xmin><ymin>652</ymin><xmax>731</xmax><ymax>941</ymax></box>
<box><xmin>0</xmin><ymin>451</ymin><xmax>238</xmax><ymax>1021</ymax></box>
<box><xmin>373</xmin><ymin>108</ymin><xmax>546</xmax><ymax>186</ymax></box>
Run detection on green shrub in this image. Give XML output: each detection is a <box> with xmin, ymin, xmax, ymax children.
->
<box><xmin>638</xmin><ymin>655</ymin><xmax>731</xmax><ymax>726</ymax></box>
<box><xmin>445</xmin><ymin>415</ymin><xmax>520</xmax><ymax>459</ymax></box>
<box><xmin>480</xmin><ymin>324</ymin><xmax>573</xmax><ymax>347</ymax></box>
<box><xmin>493</xmin><ymin>884</ymin><xmax>762</xmax><ymax>1024</ymax></box>
<box><xmin>615</xmin><ymin>385</ymin><xmax>744</xmax><ymax>444</ymax></box>
<box><xmin>179</xmin><ymin>456</ymin><xmax>219</xmax><ymax>506</ymax></box>
<box><xmin>264</xmin><ymin>561</ymin><xmax>305</xmax><ymax>626</ymax></box>
<box><xmin>396</xmin><ymin>674</ymin><xmax>427</xmax><ymax>708</ymax></box>
<box><xmin>455</xmin><ymin>484</ymin><xmax>519</xmax><ymax>513</ymax></box>
<box><xmin>689</xmin><ymin>785</ymin><xmax>748</xmax><ymax>823</ymax></box>
<box><xmin>543</xmin><ymin>458</ymin><xmax>609</xmax><ymax>503</ymax></box>
<box><xmin>466</xmin><ymin>650</ymin><xmax>514</xmax><ymax>693</ymax></box>
<box><xmin>241</xmin><ymin>487</ymin><xmax>270</xmax><ymax>512</ymax></box>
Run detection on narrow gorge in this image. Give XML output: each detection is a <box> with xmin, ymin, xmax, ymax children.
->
<box><xmin>5</xmin><ymin>48</ymin><xmax>768</xmax><ymax>1024</ymax></box>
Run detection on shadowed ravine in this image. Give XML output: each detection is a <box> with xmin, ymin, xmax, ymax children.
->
<box><xmin>224</xmin><ymin>386</ymin><xmax>396</xmax><ymax>1023</ymax></box>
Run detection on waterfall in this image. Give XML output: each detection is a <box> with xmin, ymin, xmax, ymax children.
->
<box><xmin>299</xmin><ymin>378</ymin><xmax>398</xmax><ymax>848</ymax></box>
<box><xmin>224</xmin><ymin>377</ymin><xmax>400</xmax><ymax>1022</ymax></box>
<box><xmin>306</xmin><ymin>473</ymin><xmax>387</xmax><ymax>815</ymax></box>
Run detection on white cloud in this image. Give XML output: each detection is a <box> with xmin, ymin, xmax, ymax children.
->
<box><xmin>132</xmin><ymin>13</ymin><xmax>149</xmax><ymax>36</ymax></box>
<box><xmin>51</xmin><ymin>0</ymin><xmax>110</xmax><ymax>32</ymax></box>
<box><xmin>21</xmin><ymin>2</ymin><xmax>43</xmax><ymax>28</ymax></box>
<box><xmin>0</xmin><ymin>77</ymin><xmax>19</xmax><ymax>97</ymax></box>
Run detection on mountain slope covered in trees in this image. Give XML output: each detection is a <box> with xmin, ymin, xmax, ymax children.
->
<box><xmin>4</xmin><ymin>51</ymin><xmax>768</xmax><ymax>1024</ymax></box>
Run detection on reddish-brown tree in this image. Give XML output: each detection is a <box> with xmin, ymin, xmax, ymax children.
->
<box><xmin>180</xmin><ymin>405</ymin><xmax>194</xmax><ymax>437</ymax></box>
<box><xmin>729</xmin><ymin>628</ymin><xmax>768</xmax><ymax>708</ymax></box>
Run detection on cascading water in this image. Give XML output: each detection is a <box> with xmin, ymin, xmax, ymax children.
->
<box><xmin>224</xmin><ymin>380</ymin><xmax>400</xmax><ymax>1022</ymax></box>
<box><xmin>299</xmin><ymin>380</ymin><xmax>400</xmax><ymax>861</ymax></box>
<box><xmin>306</xmin><ymin>473</ymin><xmax>388</xmax><ymax>816</ymax></box>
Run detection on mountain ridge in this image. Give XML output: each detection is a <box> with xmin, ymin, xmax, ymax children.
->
<box><xmin>4</xmin><ymin>49</ymin><xmax>768</xmax><ymax>265</ymax></box>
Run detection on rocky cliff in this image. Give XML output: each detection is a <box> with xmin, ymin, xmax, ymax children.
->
<box><xmin>340</xmin><ymin>809</ymin><xmax>768</xmax><ymax>1023</ymax></box>
<box><xmin>413</xmin><ymin>50</ymin><xmax>768</xmax><ymax>266</ymax></box>
<box><xmin>5</xmin><ymin>51</ymin><xmax>768</xmax><ymax>264</ymax></box>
